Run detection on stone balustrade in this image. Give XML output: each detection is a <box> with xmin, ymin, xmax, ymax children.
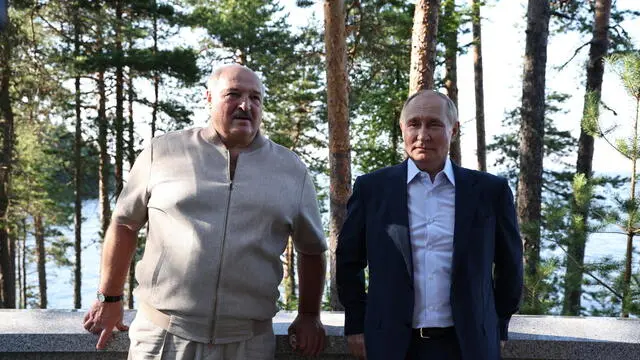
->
<box><xmin>0</xmin><ymin>310</ymin><xmax>638</xmax><ymax>359</ymax></box>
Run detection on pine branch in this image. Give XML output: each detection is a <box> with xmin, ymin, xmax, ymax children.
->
<box><xmin>558</xmin><ymin>41</ymin><xmax>591</xmax><ymax>71</ymax></box>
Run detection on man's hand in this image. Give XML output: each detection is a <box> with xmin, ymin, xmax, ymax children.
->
<box><xmin>347</xmin><ymin>333</ymin><xmax>366</xmax><ymax>359</ymax></box>
<box><xmin>83</xmin><ymin>300</ymin><xmax>129</xmax><ymax>350</ymax></box>
<box><xmin>287</xmin><ymin>313</ymin><xmax>326</xmax><ymax>356</ymax></box>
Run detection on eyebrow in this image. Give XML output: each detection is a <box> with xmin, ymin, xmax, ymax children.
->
<box><xmin>225</xmin><ymin>87</ymin><xmax>262</xmax><ymax>96</ymax></box>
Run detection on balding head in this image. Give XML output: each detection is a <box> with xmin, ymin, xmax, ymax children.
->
<box><xmin>399</xmin><ymin>90</ymin><xmax>458</xmax><ymax>127</ymax></box>
<box><xmin>208</xmin><ymin>64</ymin><xmax>265</xmax><ymax>99</ymax></box>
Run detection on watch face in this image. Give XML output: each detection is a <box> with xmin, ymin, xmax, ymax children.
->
<box><xmin>97</xmin><ymin>292</ymin><xmax>106</xmax><ymax>302</ymax></box>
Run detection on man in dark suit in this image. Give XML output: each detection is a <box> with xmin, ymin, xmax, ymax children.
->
<box><xmin>337</xmin><ymin>90</ymin><xmax>523</xmax><ymax>360</ymax></box>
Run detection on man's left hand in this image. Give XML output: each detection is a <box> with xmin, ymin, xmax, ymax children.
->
<box><xmin>287</xmin><ymin>313</ymin><xmax>326</xmax><ymax>356</ymax></box>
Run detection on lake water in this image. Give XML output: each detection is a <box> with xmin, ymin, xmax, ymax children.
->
<box><xmin>37</xmin><ymin>200</ymin><xmax>636</xmax><ymax>312</ymax></box>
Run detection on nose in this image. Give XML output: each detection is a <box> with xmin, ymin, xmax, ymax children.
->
<box><xmin>416</xmin><ymin>124</ymin><xmax>430</xmax><ymax>141</ymax></box>
<box><xmin>238</xmin><ymin>95</ymin><xmax>251</xmax><ymax>111</ymax></box>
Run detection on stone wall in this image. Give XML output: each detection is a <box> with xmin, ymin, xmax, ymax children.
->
<box><xmin>0</xmin><ymin>310</ymin><xmax>638</xmax><ymax>359</ymax></box>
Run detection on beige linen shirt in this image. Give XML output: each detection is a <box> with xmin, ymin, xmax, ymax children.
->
<box><xmin>112</xmin><ymin>128</ymin><xmax>327</xmax><ymax>344</ymax></box>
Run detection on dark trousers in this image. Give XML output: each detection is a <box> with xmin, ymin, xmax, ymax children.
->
<box><xmin>406</xmin><ymin>327</ymin><xmax>461</xmax><ymax>360</ymax></box>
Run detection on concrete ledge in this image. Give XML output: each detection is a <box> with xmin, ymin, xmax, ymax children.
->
<box><xmin>0</xmin><ymin>310</ymin><xmax>638</xmax><ymax>359</ymax></box>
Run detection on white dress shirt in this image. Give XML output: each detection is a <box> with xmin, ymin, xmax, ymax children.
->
<box><xmin>407</xmin><ymin>158</ymin><xmax>456</xmax><ymax>328</ymax></box>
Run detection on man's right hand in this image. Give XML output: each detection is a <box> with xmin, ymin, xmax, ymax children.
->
<box><xmin>347</xmin><ymin>333</ymin><xmax>366</xmax><ymax>359</ymax></box>
<box><xmin>83</xmin><ymin>300</ymin><xmax>129</xmax><ymax>350</ymax></box>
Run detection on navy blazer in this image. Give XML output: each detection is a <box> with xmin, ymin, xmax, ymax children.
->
<box><xmin>336</xmin><ymin>161</ymin><xmax>523</xmax><ymax>360</ymax></box>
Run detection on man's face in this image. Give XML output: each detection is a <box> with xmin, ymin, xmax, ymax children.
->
<box><xmin>400</xmin><ymin>93</ymin><xmax>458</xmax><ymax>173</ymax></box>
<box><xmin>207</xmin><ymin>66</ymin><xmax>263</xmax><ymax>146</ymax></box>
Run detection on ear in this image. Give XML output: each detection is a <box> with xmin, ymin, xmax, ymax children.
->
<box><xmin>451</xmin><ymin>121</ymin><xmax>460</xmax><ymax>138</ymax></box>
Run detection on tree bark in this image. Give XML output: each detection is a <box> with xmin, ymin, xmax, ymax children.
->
<box><xmin>324</xmin><ymin>0</ymin><xmax>350</xmax><ymax>311</ymax></box>
<box><xmin>20</xmin><ymin>219</ymin><xmax>26</xmax><ymax>309</ymax></box>
<box><xmin>284</xmin><ymin>238</ymin><xmax>296</xmax><ymax>308</ymax></box>
<box><xmin>0</xmin><ymin>17</ymin><xmax>16</xmax><ymax>308</ymax></box>
<box><xmin>518</xmin><ymin>0</ymin><xmax>550</xmax><ymax>313</ymax></box>
<box><xmin>443</xmin><ymin>0</ymin><xmax>461</xmax><ymax>165</ymax></box>
<box><xmin>34</xmin><ymin>214</ymin><xmax>47</xmax><ymax>309</ymax></box>
<box><xmin>114</xmin><ymin>0</ymin><xmax>124</xmax><ymax>200</ymax></box>
<box><xmin>563</xmin><ymin>0</ymin><xmax>611</xmax><ymax>316</ymax></box>
<box><xmin>127</xmin><ymin>44</ymin><xmax>136</xmax><ymax>310</ymax></box>
<box><xmin>152</xmin><ymin>3</ymin><xmax>159</xmax><ymax>139</ymax></box>
<box><xmin>73</xmin><ymin>4</ymin><xmax>83</xmax><ymax>310</ymax></box>
<box><xmin>97</xmin><ymin>18</ymin><xmax>111</xmax><ymax>239</ymax></box>
<box><xmin>622</xmin><ymin>98</ymin><xmax>639</xmax><ymax>318</ymax></box>
<box><xmin>409</xmin><ymin>0</ymin><xmax>440</xmax><ymax>94</ymax></box>
<box><xmin>472</xmin><ymin>0</ymin><xmax>487</xmax><ymax>172</ymax></box>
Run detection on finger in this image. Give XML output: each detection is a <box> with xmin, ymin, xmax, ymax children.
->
<box><xmin>96</xmin><ymin>328</ymin><xmax>113</xmax><ymax>350</ymax></box>
<box><xmin>116</xmin><ymin>321</ymin><xmax>129</xmax><ymax>331</ymax></box>
<box><xmin>318</xmin><ymin>329</ymin><xmax>326</xmax><ymax>355</ymax></box>
<box><xmin>298</xmin><ymin>331</ymin><xmax>308</xmax><ymax>352</ymax></box>
<box><xmin>83</xmin><ymin>319</ymin><xmax>93</xmax><ymax>331</ymax></box>
<box><xmin>83</xmin><ymin>311</ymin><xmax>91</xmax><ymax>323</ymax></box>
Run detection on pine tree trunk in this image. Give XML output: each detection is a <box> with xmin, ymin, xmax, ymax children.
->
<box><xmin>563</xmin><ymin>0</ymin><xmax>611</xmax><ymax>316</ymax></box>
<box><xmin>114</xmin><ymin>0</ymin><xmax>124</xmax><ymax>200</ymax></box>
<box><xmin>0</xmin><ymin>21</ymin><xmax>16</xmax><ymax>309</ymax></box>
<box><xmin>97</xmin><ymin>33</ymin><xmax>111</xmax><ymax>239</ymax></box>
<box><xmin>409</xmin><ymin>0</ymin><xmax>440</xmax><ymax>93</ymax></box>
<box><xmin>34</xmin><ymin>215</ymin><xmax>47</xmax><ymax>309</ymax></box>
<box><xmin>73</xmin><ymin>5</ymin><xmax>83</xmax><ymax>310</ymax></box>
<box><xmin>284</xmin><ymin>238</ymin><xmax>296</xmax><ymax>307</ymax></box>
<box><xmin>472</xmin><ymin>0</ymin><xmax>487</xmax><ymax>172</ymax></box>
<box><xmin>324</xmin><ymin>0</ymin><xmax>350</xmax><ymax>311</ymax></box>
<box><xmin>127</xmin><ymin>50</ymin><xmax>136</xmax><ymax>310</ymax></box>
<box><xmin>20</xmin><ymin>219</ymin><xmax>26</xmax><ymax>309</ymax></box>
<box><xmin>151</xmin><ymin>5</ymin><xmax>159</xmax><ymax>139</ymax></box>
<box><xmin>16</xmin><ymin>225</ymin><xmax>22</xmax><ymax>308</ymax></box>
<box><xmin>518</xmin><ymin>0</ymin><xmax>550</xmax><ymax>313</ymax></box>
<box><xmin>443</xmin><ymin>0</ymin><xmax>460</xmax><ymax>165</ymax></box>
<box><xmin>622</xmin><ymin>98</ymin><xmax>639</xmax><ymax>318</ymax></box>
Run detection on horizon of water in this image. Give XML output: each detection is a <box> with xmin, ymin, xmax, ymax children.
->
<box><xmin>28</xmin><ymin>199</ymin><xmax>636</xmax><ymax>314</ymax></box>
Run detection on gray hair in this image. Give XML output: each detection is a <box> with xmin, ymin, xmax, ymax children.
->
<box><xmin>207</xmin><ymin>64</ymin><xmax>266</xmax><ymax>99</ymax></box>
<box><xmin>399</xmin><ymin>90</ymin><xmax>458</xmax><ymax>126</ymax></box>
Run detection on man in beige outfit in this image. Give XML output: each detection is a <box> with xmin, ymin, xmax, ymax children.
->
<box><xmin>83</xmin><ymin>64</ymin><xmax>328</xmax><ymax>359</ymax></box>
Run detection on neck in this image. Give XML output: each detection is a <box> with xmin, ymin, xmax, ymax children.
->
<box><xmin>414</xmin><ymin>159</ymin><xmax>446</xmax><ymax>181</ymax></box>
<box><xmin>204</xmin><ymin>125</ymin><xmax>257</xmax><ymax>151</ymax></box>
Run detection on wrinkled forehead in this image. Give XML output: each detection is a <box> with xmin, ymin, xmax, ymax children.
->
<box><xmin>216</xmin><ymin>69</ymin><xmax>262</xmax><ymax>92</ymax></box>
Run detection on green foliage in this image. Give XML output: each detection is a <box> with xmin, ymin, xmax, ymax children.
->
<box><xmin>549</xmin><ymin>1</ymin><xmax>639</xmax><ymax>53</ymax></box>
<box><xmin>608</xmin><ymin>52</ymin><xmax>640</xmax><ymax>100</ymax></box>
<box><xmin>348</xmin><ymin>0</ymin><xmax>413</xmax><ymax>174</ymax></box>
<box><xmin>582</xmin><ymin>91</ymin><xmax>600</xmax><ymax>137</ymax></box>
<box><xmin>520</xmin><ymin>258</ymin><xmax>562</xmax><ymax>314</ymax></box>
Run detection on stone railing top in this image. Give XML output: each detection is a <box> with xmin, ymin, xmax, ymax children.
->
<box><xmin>0</xmin><ymin>310</ymin><xmax>639</xmax><ymax>359</ymax></box>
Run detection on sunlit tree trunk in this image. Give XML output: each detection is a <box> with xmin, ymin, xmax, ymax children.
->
<box><xmin>472</xmin><ymin>0</ymin><xmax>486</xmax><ymax>171</ymax></box>
<box><xmin>324</xmin><ymin>0</ymin><xmax>351</xmax><ymax>310</ymax></box>
<box><xmin>563</xmin><ymin>0</ymin><xmax>611</xmax><ymax>316</ymax></box>
<box><xmin>443</xmin><ymin>0</ymin><xmax>460</xmax><ymax>164</ymax></box>
<box><xmin>518</xmin><ymin>0</ymin><xmax>550</xmax><ymax>314</ymax></box>
<box><xmin>409</xmin><ymin>0</ymin><xmax>440</xmax><ymax>93</ymax></box>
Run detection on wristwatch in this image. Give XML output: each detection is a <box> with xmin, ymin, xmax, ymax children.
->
<box><xmin>96</xmin><ymin>291</ymin><xmax>123</xmax><ymax>303</ymax></box>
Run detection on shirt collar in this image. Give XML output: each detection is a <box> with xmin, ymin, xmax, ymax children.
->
<box><xmin>406</xmin><ymin>157</ymin><xmax>456</xmax><ymax>186</ymax></box>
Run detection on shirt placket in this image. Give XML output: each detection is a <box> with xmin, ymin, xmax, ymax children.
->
<box><xmin>423</xmin><ymin>175</ymin><xmax>438</xmax><ymax>322</ymax></box>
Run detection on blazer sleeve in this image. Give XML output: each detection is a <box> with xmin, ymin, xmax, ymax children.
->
<box><xmin>336</xmin><ymin>176</ymin><xmax>368</xmax><ymax>335</ymax></box>
<box><xmin>493</xmin><ymin>178</ymin><xmax>523</xmax><ymax>341</ymax></box>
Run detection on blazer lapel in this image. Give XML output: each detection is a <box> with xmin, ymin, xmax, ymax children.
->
<box><xmin>386</xmin><ymin>161</ymin><xmax>413</xmax><ymax>278</ymax></box>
